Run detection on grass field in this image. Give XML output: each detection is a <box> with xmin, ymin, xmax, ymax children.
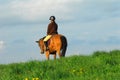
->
<box><xmin>0</xmin><ymin>50</ymin><xmax>120</xmax><ymax>80</ymax></box>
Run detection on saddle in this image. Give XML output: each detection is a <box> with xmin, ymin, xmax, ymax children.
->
<box><xmin>43</xmin><ymin>36</ymin><xmax>51</xmax><ymax>45</ymax></box>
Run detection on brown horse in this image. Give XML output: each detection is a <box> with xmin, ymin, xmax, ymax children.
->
<box><xmin>36</xmin><ymin>34</ymin><xmax>67</xmax><ymax>60</ymax></box>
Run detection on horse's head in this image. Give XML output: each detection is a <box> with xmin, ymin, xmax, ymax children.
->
<box><xmin>36</xmin><ymin>38</ymin><xmax>45</xmax><ymax>54</ymax></box>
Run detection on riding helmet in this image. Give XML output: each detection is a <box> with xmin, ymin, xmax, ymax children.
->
<box><xmin>49</xmin><ymin>16</ymin><xmax>55</xmax><ymax>21</ymax></box>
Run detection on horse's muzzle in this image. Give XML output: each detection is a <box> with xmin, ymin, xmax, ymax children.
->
<box><xmin>41</xmin><ymin>51</ymin><xmax>44</xmax><ymax>54</ymax></box>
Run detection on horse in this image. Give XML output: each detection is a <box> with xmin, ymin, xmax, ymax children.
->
<box><xmin>36</xmin><ymin>34</ymin><xmax>67</xmax><ymax>60</ymax></box>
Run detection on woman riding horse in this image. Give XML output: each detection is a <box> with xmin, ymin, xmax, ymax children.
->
<box><xmin>36</xmin><ymin>16</ymin><xmax>67</xmax><ymax>60</ymax></box>
<box><xmin>43</xmin><ymin>16</ymin><xmax>58</xmax><ymax>51</ymax></box>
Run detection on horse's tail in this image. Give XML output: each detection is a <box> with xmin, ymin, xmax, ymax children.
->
<box><xmin>60</xmin><ymin>35</ymin><xmax>67</xmax><ymax>57</ymax></box>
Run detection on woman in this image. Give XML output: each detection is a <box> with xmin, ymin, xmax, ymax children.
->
<box><xmin>43</xmin><ymin>16</ymin><xmax>58</xmax><ymax>51</ymax></box>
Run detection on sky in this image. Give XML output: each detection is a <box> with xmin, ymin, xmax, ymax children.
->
<box><xmin>0</xmin><ymin>0</ymin><xmax>120</xmax><ymax>64</ymax></box>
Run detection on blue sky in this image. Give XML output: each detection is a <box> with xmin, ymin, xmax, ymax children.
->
<box><xmin>0</xmin><ymin>0</ymin><xmax>120</xmax><ymax>64</ymax></box>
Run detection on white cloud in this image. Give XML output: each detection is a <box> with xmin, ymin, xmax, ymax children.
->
<box><xmin>0</xmin><ymin>0</ymin><xmax>83</xmax><ymax>21</ymax></box>
<box><xmin>0</xmin><ymin>40</ymin><xmax>5</xmax><ymax>50</ymax></box>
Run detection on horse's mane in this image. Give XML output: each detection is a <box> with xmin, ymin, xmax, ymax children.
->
<box><xmin>42</xmin><ymin>36</ymin><xmax>46</xmax><ymax>39</ymax></box>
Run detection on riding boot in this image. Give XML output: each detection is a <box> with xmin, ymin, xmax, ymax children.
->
<box><xmin>44</xmin><ymin>41</ymin><xmax>49</xmax><ymax>51</ymax></box>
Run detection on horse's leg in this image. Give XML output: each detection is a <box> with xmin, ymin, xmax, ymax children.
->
<box><xmin>61</xmin><ymin>47</ymin><xmax>67</xmax><ymax>57</ymax></box>
<box><xmin>57</xmin><ymin>50</ymin><xmax>62</xmax><ymax>58</ymax></box>
<box><xmin>54</xmin><ymin>54</ymin><xmax>56</xmax><ymax>60</ymax></box>
<box><xmin>45</xmin><ymin>51</ymin><xmax>49</xmax><ymax>60</ymax></box>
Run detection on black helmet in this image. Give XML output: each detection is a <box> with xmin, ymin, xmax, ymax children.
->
<box><xmin>49</xmin><ymin>16</ymin><xmax>55</xmax><ymax>21</ymax></box>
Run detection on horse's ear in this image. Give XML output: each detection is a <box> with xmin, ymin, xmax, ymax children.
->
<box><xmin>36</xmin><ymin>41</ymin><xmax>39</xmax><ymax>43</ymax></box>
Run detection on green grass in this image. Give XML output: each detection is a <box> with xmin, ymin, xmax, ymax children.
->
<box><xmin>0</xmin><ymin>50</ymin><xmax>120</xmax><ymax>80</ymax></box>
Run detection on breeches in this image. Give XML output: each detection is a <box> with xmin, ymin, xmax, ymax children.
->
<box><xmin>43</xmin><ymin>35</ymin><xmax>52</xmax><ymax>42</ymax></box>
